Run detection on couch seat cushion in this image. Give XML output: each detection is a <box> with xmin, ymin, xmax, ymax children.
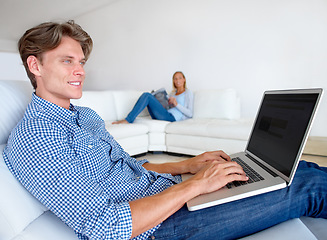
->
<box><xmin>105</xmin><ymin>122</ymin><xmax>149</xmax><ymax>139</ymax></box>
<box><xmin>11</xmin><ymin>211</ymin><xmax>77</xmax><ymax>240</ymax></box>
<box><xmin>240</xmin><ymin>218</ymin><xmax>318</xmax><ymax>240</ymax></box>
<box><xmin>166</xmin><ymin>118</ymin><xmax>253</xmax><ymax>141</ymax></box>
<box><xmin>135</xmin><ymin>117</ymin><xmax>170</xmax><ymax>133</ymax></box>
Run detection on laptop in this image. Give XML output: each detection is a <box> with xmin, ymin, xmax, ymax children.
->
<box><xmin>182</xmin><ymin>88</ymin><xmax>323</xmax><ymax>211</ymax></box>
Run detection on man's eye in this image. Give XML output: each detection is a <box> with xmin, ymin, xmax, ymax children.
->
<box><xmin>64</xmin><ymin>60</ymin><xmax>71</xmax><ymax>64</ymax></box>
<box><xmin>80</xmin><ymin>61</ymin><xmax>86</xmax><ymax>66</ymax></box>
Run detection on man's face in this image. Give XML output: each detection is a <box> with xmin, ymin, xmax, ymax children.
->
<box><xmin>32</xmin><ymin>36</ymin><xmax>86</xmax><ymax>109</ymax></box>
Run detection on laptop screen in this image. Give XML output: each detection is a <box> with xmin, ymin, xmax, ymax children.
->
<box><xmin>246</xmin><ymin>90</ymin><xmax>321</xmax><ymax>178</ymax></box>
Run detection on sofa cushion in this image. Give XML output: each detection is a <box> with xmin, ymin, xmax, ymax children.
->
<box><xmin>0</xmin><ymin>80</ymin><xmax>32</xmax><ymax>145</ymax></box>
<box><xmin>0</xmin><ymin>145</ymin><xmax>47</xmax><ymax>240</ymax></box>
<box><xmin>240</xmin><ymin>218</ymin><xmax>317</xmax><ymax>240</ymax></box>
<box><xmin>135</xmin><ymin>117</ymin><xmax>170</xmax><ymax>133</ymax></box>
<box><xmin>105</xmin><ymin>121</ymin><xmax>149</xmax><ymax>139</ymax></box>
<box><xmin>105</xmin><ymin>122</ymin><xmax>149</xmax><ymax>155</ymax></box>
<box><xmin>193</xmin><ymin>89</ymin><xmax>240</xmax><ymax>120</ymax></box>
<box><xmin>112</xmin><ymin>91</ymin><xmax>149</xmax><ymax>120</ymax></box>
<box><xmin>166</xmin><ymin>118</ymin><xmax>253</xmax><ymax>141</ymax></box>
<box><xmin>71</xmin><ymin>91</ymin><xmax>117</xmax><ymax>121</ymax></box>
<box><xmin>134</xmin><ymin>118</ymin><xmax>170</xmax><ymax>152</ymax></box>
<box><xmin>11</xmin><ymin>211</ymin><xmax>77</xmax><ymax>240</ymax></box>
<box><xmin>113</xmin><ymin>135</ymin><xmax>149</xmax><ymax>156</ymax></box>
<box><xmin>300</xmin><ymin>216</ymin><xmax>327</xmax><ymax>239</ymax></box>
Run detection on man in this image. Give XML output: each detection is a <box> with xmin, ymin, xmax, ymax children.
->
<box><xmin>3</xmin><ymin>21</ymin><xmax>327</xmax><ymax>240</ymax></box>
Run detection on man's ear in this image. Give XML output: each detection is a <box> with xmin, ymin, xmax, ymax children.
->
<box><xmin>26</xmin><ymin>56</ymin><xmax>42</xmax><ymax>77</ymax></box>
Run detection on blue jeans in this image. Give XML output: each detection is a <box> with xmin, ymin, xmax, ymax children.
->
<box><xmin>149</xmin><ymin>161</ymin><xmax>327</xmax><ymax>239</ymax></box>
<box><xmin>126</xmin><ymin>93</ymin><xmax>175</xmax><ymax>123</ymax></box>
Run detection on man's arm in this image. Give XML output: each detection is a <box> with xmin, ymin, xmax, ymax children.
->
<box><xmin>130</xmin><ymin>158</ymin><xmax>248</xmax><ymax>238</ymax></box>
<box><xmin>142</xmin><ymin>151</ymin><xmax>232</xmax><ymax>175</ymax></box>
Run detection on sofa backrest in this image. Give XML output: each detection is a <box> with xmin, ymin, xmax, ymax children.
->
<box><xmin>72</xmin><ymin>90</ymin><xmax>149</xmax><ymax>121</ymax></box>
<box><xmin>0</xmin><ymin>80</ymin><xmax>32</xmax><ymax>145</ymax></box>
<box><xmin>193</xmin><ymin>89</ymin><xmax>241</xmax><ymax>120</ymax></box>
<box><xmin>112</xmin><ymin>90</ymin><xmax>149</xmax><ymax>120</ymax></box>
<box><xmin>72</xmin><ymin>89</ymin><xmax>241</xmax><ymax>121</ymax></box>
<box><xmin>71</xmin><ymin>90</ymin><xmax>118</xmax><ymax>121</ymax></box>
<box><xmin>0</xmin><ymin>80</ymin><xmax>49</xmax><ymax>240</ymax></box>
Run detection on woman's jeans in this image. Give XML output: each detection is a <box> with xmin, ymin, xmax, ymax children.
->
<box><xmin>149</xmin><ymin>161</ymin><xmax>327</xmax><ymax>240</ymax></box>
<box><xmin>126</xmin><ymin>92</ymin><xmax>175</xmax><ymax>123</ymax></box>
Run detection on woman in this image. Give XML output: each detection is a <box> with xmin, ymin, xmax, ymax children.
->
<box><xmin>113</xmin><ymin>71</ymin><xmax>193</xmax><ymax>124</ymax></box>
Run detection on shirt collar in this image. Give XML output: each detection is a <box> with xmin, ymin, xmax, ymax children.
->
<box><xmin>31</xmin><ymin>93</ymin><xmax>79</xmax><ymax>124</ymax></box>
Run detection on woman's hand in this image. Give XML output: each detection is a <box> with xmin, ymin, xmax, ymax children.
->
<box><xmin>168</xmin><ymin>97</ymin><xmax>177</xmax><ymax>107</ymax></box>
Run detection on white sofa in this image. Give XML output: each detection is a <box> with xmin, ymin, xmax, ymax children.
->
<box><xmin>72</xmin><ymin>88</ymin><xmax>253</xmax><ymax>156</ymax></box>
<box><xmin>1</xmin><ymin>79</ymin><xmax>326</xmax><ymax>240</ymax></box>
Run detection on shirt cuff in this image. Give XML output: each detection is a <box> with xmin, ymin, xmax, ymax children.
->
<box><xmin>138</xmin><ymin>159</ymin><xmax>149</xmax><ymax>166</ymax></box>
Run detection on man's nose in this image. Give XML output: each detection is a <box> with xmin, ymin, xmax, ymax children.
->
<box><xmin>74</xmin><ymin>63</ymin><xmax>85</xmax><ymax>76</ymax></box>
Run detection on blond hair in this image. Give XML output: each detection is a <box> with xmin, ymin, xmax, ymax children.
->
<box><xmin>172</xmin><ymin>71</ymin><xmax>187</xmax><ymax>90</ymax></box>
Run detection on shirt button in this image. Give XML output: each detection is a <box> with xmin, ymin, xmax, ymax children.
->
<box><xmin>151</xmin><ymin>236</ymin><xmax>155</xmax><ymax>240</ymax></box>
<box><xmin>72</xmin><ymin>113</ymin><xmax>75</xmax><ymax>116</ymax></box>
<box><xmin>88</xmin><ymin>145</ymin><xmax>93</xmax><ymax>148</ymax></box>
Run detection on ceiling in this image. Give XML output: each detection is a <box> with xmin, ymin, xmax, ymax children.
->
<box><xmin>0</xmin><ymin>0</ymin><xmax>118</xmax><ymax>41</ymax></box>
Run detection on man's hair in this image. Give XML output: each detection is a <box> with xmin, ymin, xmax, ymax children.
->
<box><xmin>18</xmin><ymin>20</ymin><xmax>93</xmax><ymax>89</ymax></box>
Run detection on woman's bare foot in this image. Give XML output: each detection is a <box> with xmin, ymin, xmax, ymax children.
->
<box><xmin>112</xmin><ymin>119</ymin><xmax>129</xmax><ymax>124</ymax></box>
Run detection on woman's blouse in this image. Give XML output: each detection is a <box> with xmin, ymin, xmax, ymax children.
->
<box><xmin>168</xmin><ymin>89</ymin><xmax>193</xmax><ymax>121</ymax></box>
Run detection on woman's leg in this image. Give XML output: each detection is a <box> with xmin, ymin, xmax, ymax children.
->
<box><xmin>150</xmin><ymin>161</ymin><xmax>327</xmax><ymax>240</ymax></box>
<box><xmin>126</xmin><ymin>93</ymin><xmax>175</xmax><ymax>123</ymax></box>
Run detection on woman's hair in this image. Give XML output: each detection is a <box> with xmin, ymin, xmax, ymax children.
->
<box><xmin>172</xmin><ymin>71</ymin><xmax>187</xmax><ymax>90</ymax></box>
<box><xmin>18</xmin><ymin>20</ymin><xmax>93</xmax><ymax>89</ymax></box>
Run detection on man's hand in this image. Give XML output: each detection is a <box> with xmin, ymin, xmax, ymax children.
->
<box><xmin>189</xmin><ymin>160</ymin><xmax>248</xmax><ymax>195</ymax></box>
<box><xmin>184</xmin><ymin>151</ymin><xmax>248</xmax><ymax>194</ymax></box>
<box><xmin>131</xmin><ymin>151</ymin><xmax>248</xmax><ymax>238</ymax></box>
<box><xmin>143</xmin><ymin>150</ymin><xmax>232</xmax><ymax>176</ymax></box>
<box><xmin>181</xmin><ymin>150</ymin><xmax>232</xmax><ymax>174</ymax></box>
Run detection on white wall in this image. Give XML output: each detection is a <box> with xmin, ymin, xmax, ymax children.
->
<box><xmin>0</xmin><ymin>52</ymin><xmax>29</xmax><ymax>81</ymax></box>
<box><xmin>0</xmin><ymin>0</ymin><xmax>325</xmax><ymax>136</ymax></box>
<box><xmin>0</xmin><ymin>39</ymin><xmax>17</xmax><ymax>52</ymax></box>
<box><xmin>75</xmin><ymin>0</ymin><xmax>327</xmax><ymax>136</ymax></box>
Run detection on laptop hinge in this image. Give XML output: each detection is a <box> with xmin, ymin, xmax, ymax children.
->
<box><xmin>245</xmin><ymin>154</ymin><xmax>278</xmax><ymax>177</ymax></box>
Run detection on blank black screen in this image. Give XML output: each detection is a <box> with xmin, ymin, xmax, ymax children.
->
<box><xmin>247</xmin><ymin>93</ymin><xmax>318</xmax><ymax>177</ymax></box>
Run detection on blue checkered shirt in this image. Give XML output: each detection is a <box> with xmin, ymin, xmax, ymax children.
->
<box><xmin>3</xmin><ymin>93</ymin><xmax>182</xmax><ymax>239</ymax></box>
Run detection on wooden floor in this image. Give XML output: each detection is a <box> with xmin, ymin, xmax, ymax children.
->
<box><xmin>301</xmin><ymin>154</ymin><xmax>327</xmax><ymax>167</ymax></box>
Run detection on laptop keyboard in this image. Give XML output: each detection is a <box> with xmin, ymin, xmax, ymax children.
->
<box><xmin>226</xmin><ymin>157</ymin><xmax>265</xmax><ymax>189</ymax></box>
